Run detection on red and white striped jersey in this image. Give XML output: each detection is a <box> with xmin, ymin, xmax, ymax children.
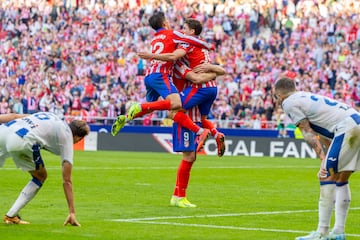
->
<box><xmin>172</xmin><ymin>40</ymin><xmax>217</xmax><ymax>90</ymax></box>
<box><xmin>146</xmin><ymin>29</ymin><xmax>211</xmax><ymax>76</ymax></box>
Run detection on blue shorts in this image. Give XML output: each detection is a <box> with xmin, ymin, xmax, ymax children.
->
<box><xmin>172</xmin><ymin>122</ymin><xmax>196</xmax><ymax>152</ymax></box>
<box><xmin>144</xmin><ymin>73</ymin><xmax>179</xmax><ymax>102</ymax></box>
<box><xmin>181</xmin><ymin>87</ymin><xmax>217</xmax><ymax>116</ymax></box>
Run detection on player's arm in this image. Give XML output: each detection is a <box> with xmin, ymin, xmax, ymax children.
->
<box><xmin>193</xmin><ymin>63</ymin><xmax>226</xmax><ymax>76</ymax></box>
<box><xmin>138</xmin><ymin>48</ymin><xmax>186</xmax><ymax>62</ymax></box>
<box><xmin>185</xmin><ymin>63</ymin><xmax>225</xmax><ymax>84</ymax></box>
<box><xmin>297</xmin><ymin>118</ymin><xmax>326</xmax><ymax>161</ymax></box>
<box><xmin>185</xmin><ymin>71</ymin><xmax>217</xmax><ymax>84</ymax></box>
<box><xmin>0</xmin><ymin>113</ymin><xmax>29</xmax><ymax>123</ymax></box>
<box><xmin>173</xmin><ymin>30</ymin><xmax>212</xmax><ymax>50</ymax></box>
<box><xmin>319</xmin><ymin>135</ymin><xmax>331</xmax><ymax>152</ymax></box>
<box><xmin>62</xmin><ymin>160</ymin><xmax>81</xmax><ymax>226</ymax></box>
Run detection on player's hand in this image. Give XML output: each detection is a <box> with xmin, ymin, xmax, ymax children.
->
<box><xmin>317</xmin><ymin>167</ymin><xmax>328</xmax><ymax>179</ymax></box>
<box><xmin>193</xmin><ymin>63</ymin><xmax>211</xmax><ymax>73</ymax></box>
<box><xmin>137</xmin><ymin>52</ymin><xmax>152</xmax><ymax>59</ymax></box>
<box><xmin>64</xmin><ymin>213</ymin><xmax>81</xmax><ymax>227</ymax></box>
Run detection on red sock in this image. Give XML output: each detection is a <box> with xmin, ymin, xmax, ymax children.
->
<box><xmin>132</xmin><ymin>100</ymin><xmax>171</xmax><ymax>119</ymax></box>
<box><xmin>173</xmin><ymin>111</ymin><xmax>200</xmax><ymax>134</ymax></box>
<box><xmin>141</xmin><ymin>100</ymin><xmax>171</xmax><ymax>111</ymax></box>
<box><xmin>201</xmin><ymin>118</ymin><xmax>217</xmax><ymax>136</ymax></box>
<box><xmin>173</xmin><ymin>160</ymin><xmax>194</xmax><ymax>197</ymax></box>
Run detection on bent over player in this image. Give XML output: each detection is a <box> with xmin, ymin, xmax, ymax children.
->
<box><xmin>274</xmin><ymin>77</ymin><xmax>360</xmax><ymax>240</ymax></box>
<box><xmin>0</xmin><ymin>112</ymin><xmax>89</xmax><ymax>226</ymax></box>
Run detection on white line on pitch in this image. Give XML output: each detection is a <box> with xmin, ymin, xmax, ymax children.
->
<box><xmin>110</xmin><ymin>208</ymin><xmax>360</xmax><ymax>222</ymax></box>
<box><xmin>109</xmin><ymin>209</ymin><xmax>360</xmax><ymax>237</ymax></box>
<box><xmin>123</xmin><ymin>220</ymin><xmax>309</xmax><ymax>233</ymax></box>
<box><xmin>0</xmin><ymin>165</ymin><xmax>319</xmax><ymax>171</ymax></box>
<box><xmin>111</xmin><ymin>220</ymin><xmax>360</xmax><ymax>237</ymax></box>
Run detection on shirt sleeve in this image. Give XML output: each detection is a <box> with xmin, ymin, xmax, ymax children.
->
<box><xmin>172</xmin><ymin>30</ymin><xmax>211</xmax><ymax>50</ymax></box>
<box><xmin>58</xmin><ymin>124</ymin><xmax>74</xmax><ymax>165</ymax></box>
<box><xmin>282</xmin><ymin>99</ymin><xmax>306</xmax><ymax>126</ymax></box>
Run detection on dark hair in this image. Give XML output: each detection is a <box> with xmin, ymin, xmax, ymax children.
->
<box><xmin>149</xmin><ymin>11</ymin><xmax>165</xmax><ymax>30</ymax></box>
<box><xmin>274</xmin><ymin>77</ymin><xmax>296</xmax><ymax>93</ymax></box>
<box><xmin>69</xmin><ymin>120</ymin><xmax>90</xmax><ymax>138</ymax></box>
<box><xmin>184</xmin><ymin>18</ymin><xmax>202</xmax><ymax>36</ymax></box>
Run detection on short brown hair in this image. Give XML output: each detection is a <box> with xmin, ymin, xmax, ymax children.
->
<box><xmin>69</xmin><ymin>120</ymin><xmax>90</xmax><ymax>139</ymax></box>
<box><xmin>184</xmin><ymin>19</ymin><xmax>203</xmax><ymax>36</ymax></box>
<box><xmin>274</xmin><ymin>77</ymin><xmax>296</xmax><ymax>94</ymax></box>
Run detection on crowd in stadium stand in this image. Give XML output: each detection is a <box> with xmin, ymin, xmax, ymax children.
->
<box><xmin>0</xmin><ymin>0</ymin><xmax>360</xmax><ymax>131</ymax></box>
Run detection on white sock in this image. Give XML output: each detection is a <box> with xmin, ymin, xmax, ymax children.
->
<box><xmin>317</xmin><ymin>183</ymin><xmax>336</xmax><ymax>235</ymax></box>
<box><xmin>332</xmin><ymin>182</ymin><xmax>351</xmax><ymax>234</ymax></box>
<box><xmin>7</xmin><ymin>178</ymin><xmax>42</xmax><ymax>217</ymax></box>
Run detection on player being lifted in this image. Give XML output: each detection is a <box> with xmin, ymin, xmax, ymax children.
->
<box><xmin>111</xmin><ymin>11</ymin><xmax>212</xmax><ymax>151</ymax></box>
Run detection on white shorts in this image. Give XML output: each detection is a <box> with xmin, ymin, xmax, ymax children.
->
<box><xmin>326</xmin><ymin>115</ymin><xmax>360</xmax><ymax>173</ymax></box>
<box><xmin>0</xmin><ymin>127</ymin><xmax>37</xmax><ymax>172</ymax></box>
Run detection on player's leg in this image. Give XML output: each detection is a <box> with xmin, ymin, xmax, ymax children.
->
<box><xmin>326</xmin><ymin>135</ymin><xmax>356</xmax><ymax>239</ymax></box>
<box><xmin>296</xmin><ymin>136</ymin><xmax>343</xmax><ymax>239</ymax></box>
<box><xmin>112</xmin><ymin>74</ymin><xmax>164</xmax><ymax>136</ymax></box>
<box><xmin>328</xmin><ymin>140</ymin><xmax>356</xmax><ymax>239</ymax></box>
<box><xmin>168</xmin><ymin>107</ymin><xmax>210</xmax><ymax>152</ymax></box>
<box><xmin>170</xmin><ymin>151</ymin><xmax>197</xmax><ymax>208</ymax></box>
<box><xmin>196</xmin><ymin>88</ymin><xmax>225</xmax><ymax>157</ymax></box>
<box><xmin>166</xmin><ymin>90</ymin><xmax>210</xmax><ymax>151</ymax></box>
<box><xmin>127</xmin><ymin>73</ymin><xmax>178</xmax><ymax>120</ymax></box>
<box><xmin>328</xmin><ymin>172</ymin><xmax>351</xmax><ymax>240</ymax></box>
<box><xmin>295</xmin><ymin>179</ymin><xmax>336</xmax><ymax>240</ymax></box>
<box><xmin>182</xmin><ymin>87</ymin><xmax>225</xmax><ymax>156</ymax></box>
<box><xmin>201</xmin><ymin>116</ymin><xmax>226</xmax><ymax>157</ymax></box>
<box><xmin>4</xmin><ymin>144</ymin><xmax>46</xmax><ymax>224</ymax></box>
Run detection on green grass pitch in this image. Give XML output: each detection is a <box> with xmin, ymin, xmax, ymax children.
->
<box><xmin>0</xmin><ymin>151</ymin><xmax>359</xmax><ymax>240</ymax></box>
